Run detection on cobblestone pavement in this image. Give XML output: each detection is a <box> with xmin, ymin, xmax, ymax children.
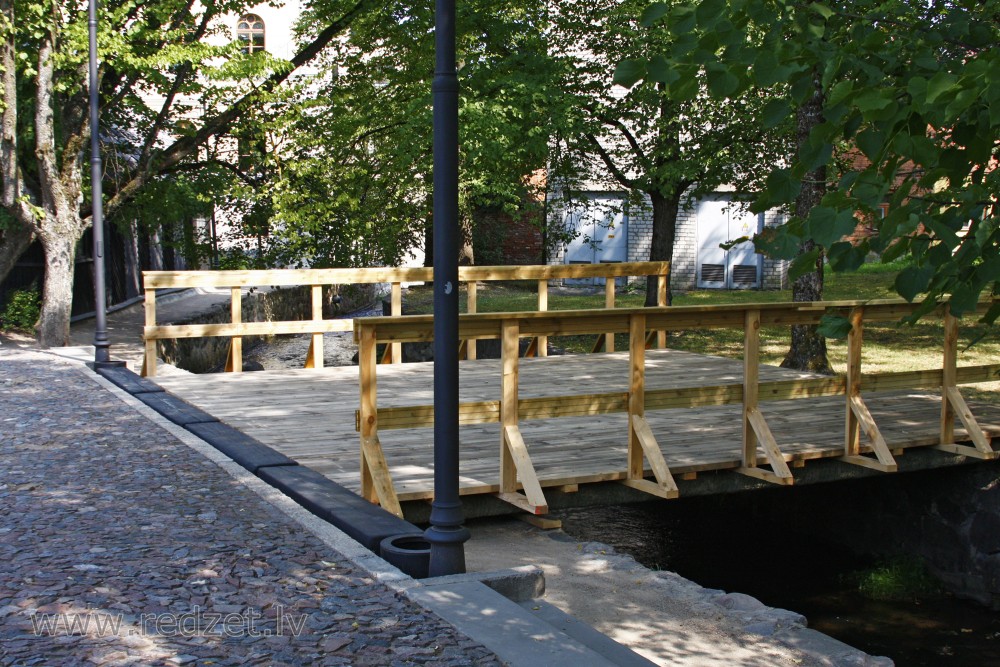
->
<box><xmin>0</xmin><ymin>349</ymin><xmax>500</xmax><ymax>667</ymax></box>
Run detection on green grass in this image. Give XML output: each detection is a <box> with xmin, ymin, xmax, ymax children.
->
<box><xmin>399</xmin><ymin>267</ymin><xmax>1000</xmax><ymax>404</ymax></box>
<box><xmin>846</xmin><ymin>557</ymin><xmax>942</xmax><ymax>601</ymax></box>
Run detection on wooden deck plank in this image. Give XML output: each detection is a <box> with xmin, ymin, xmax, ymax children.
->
<box><xmin>153</xmin><ymin>349</ymin><xmax>1000</xmax><ymax>503</ymax></box>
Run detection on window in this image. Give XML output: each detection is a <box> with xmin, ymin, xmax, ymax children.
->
<box><xmin>237</xmin><ymin>14</ymin><xmax>265</xmax><ymax>54</ymax></box>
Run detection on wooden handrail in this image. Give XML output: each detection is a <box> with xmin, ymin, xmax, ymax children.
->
<box><xmin>140</xmin><ymin>260</ymin><xmax>671</xmax><ymax>377</ymax></box>
<box><xmin>142</xmin><ymin>261</ymin><xmax>671</xmax><ymax>288</ymax></box>
<box><xmin>353</xmin><ymin>298</ymin><xmax>997</xmax><ymax>344</ymax></box>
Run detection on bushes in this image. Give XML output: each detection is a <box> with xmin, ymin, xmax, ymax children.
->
<box><xmin>1</xmin><ymin>288</ymin><xmax>41</xmax><ymax>333</ymax></box>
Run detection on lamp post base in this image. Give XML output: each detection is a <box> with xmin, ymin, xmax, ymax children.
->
<box><xmin>424</xmin><ymin>524</ymin><xmax>471</xmax><ymax>577</ymax></box>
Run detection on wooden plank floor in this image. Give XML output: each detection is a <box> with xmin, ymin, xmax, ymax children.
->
<box><xmin>152</xmin><ymin>349</ymin><xmax>1000</xmax><ymax>502</ymax></box>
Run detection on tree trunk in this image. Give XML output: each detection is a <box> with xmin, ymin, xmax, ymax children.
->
<box><xmin>781</xmin><ymin>74</ymin><xmax>832</xmax><ymax>374</ymax></box>
<box><xmin>0</xmin><ymin>223</ymin><xmax>35</xmax><ymax>286</ymax></box>
<box><xmin>644</xmin><ymin>190</ymin><xmax>681</xmax><ymax>306</ymax></box>
<box><xmin>36</xmin><ymin>225</ymin><xmax>81</xmax><ymax>347</ymax></box>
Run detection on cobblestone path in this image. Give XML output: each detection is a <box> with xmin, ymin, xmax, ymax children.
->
<box><xmin>0</xmin><ymin>349</ymin><xmax>500</xmax><ymax>667</ymax></box>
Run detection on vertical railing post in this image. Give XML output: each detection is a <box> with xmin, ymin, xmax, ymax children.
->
<box><xmin>306</xmin><ymin>285</ymin><xmax>324</xmax><ymax>369</ymax></box>
<box><xmin>391</xmin><ymin>281</ymin><xmax>402</xmax><ymax>364</ymax></box>
<box><xmin>537</xmin><ymin>279</ymin><xmax>548</xmax><ymax>357</ymax></box>
<box><xmin>742</xmin><ymin>309</ymin><xmax>761</xmax><ymax>467</ymax></box>
<box><xmin>358</xmin><ymin>322</ymin><xmax>377</xmax><ymax>502</ymax></box>
<box><xmin>605</xmin><ymin>277</ymin><xmax>616</xmax><ymax>352</ymax></box>
<box><xmin>466</xmin><ymin>280</ymin><xmax>477</xmax><ymax>360</ymax></box>
<box><xmin>227</xmin><ymin>287</ymin><xmax>243</xmax><ymax>373</ymax></box>
<box><xmin>627</xmin><ymin>313</ymin><xmax>647</xmax><ymax>480</ymax></box>
<box><xmin>657</xmin><ymin>273</ymin><xmax>668</xmax><ymax>348</ymax></box>
<box><xmin>941</xmin><ymin>311</ymin><xmax>958</xmax><ymax>445</ymax></box>
<box><xmin>500</xmin><ymin>319</ymin><xmax>519</xmax><ymax>494</ymax></box>
<box><xmin>845</xmin><ymin>307</ymin><xmax>864</xmax><ymax>456</ymax></box>
<box><xmin>142</xmin><ymin>288</ymin><xmax>157</xmax><ymax>377</ymax></box>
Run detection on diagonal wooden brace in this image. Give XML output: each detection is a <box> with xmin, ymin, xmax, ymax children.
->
<box><xmin>496</xmin><ymin>425</ymin><xmax>549</xmax><ymax>514</ymax></box>
<box><xmin>621</xmin><ymin>415</ymin><xmax>679</xmax><ymax>499</ymax></box>
<box><xmin>935</xmin><ymin>387</ymin><xmax>997</xmax><ymax>460</ymax></box>
<box><xmin>839</xmin><ymin>395</ymin><xmax>898</xmax><ymax>472</ymax></box>
<box><xmin>737</xmin><ymin>408</ymin><xmax>794</xmax><ymax>485</ymax></box>
<box><xmin>360</xmin><ymin>434</ymin><xmax>403</xmax><ymax>518</ymax></box>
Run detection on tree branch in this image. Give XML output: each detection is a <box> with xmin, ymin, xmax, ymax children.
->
<box><xmin>104</xmin><ymin>0</ymin><xmax>376</xmax><ymax>220</ymax></box>
<box><xmin>583</xmin><ymin>132</ymin><xmax>635</xmax><ymax>190</ymax></box>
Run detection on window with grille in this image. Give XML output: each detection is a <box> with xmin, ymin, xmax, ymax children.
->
<box><xmin>237</xmin><ymin>14</ymin><xmax>265</xmax><ymax>54</ymax></box>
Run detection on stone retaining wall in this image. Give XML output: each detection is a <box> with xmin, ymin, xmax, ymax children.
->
<box><xmin>763</xmin><ymin>464</ymin><xmax>1000</xmax><ymax>609</ymax></box>
<box><xmin>158</xmin><ymin>283</ymin><xmax>379</xmax><ymax>373</ymax></box>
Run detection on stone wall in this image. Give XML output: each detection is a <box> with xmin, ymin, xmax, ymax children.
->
<box><xmin>158</xmin><ymin>283</ymin><xmax>378</xmax><ymax>373</ymax></box>
<box><xmin>762</xmin><ymin>464</ymin><xmax>1000</xmax><ymax>609</ymax></box>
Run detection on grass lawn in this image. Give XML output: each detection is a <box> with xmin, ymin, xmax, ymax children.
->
<box><xmin>402</xmin><ymin>262</ymin><xmax>999</xmax><ymax>404</ymax></box>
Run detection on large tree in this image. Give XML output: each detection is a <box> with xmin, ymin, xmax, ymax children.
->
<box><xmin>628</xmin><ymin>0</ymin><xmax>1000</xmax><ymax>330</ymax></box>
<box><xmin>0</xmin><ymin>0</ymin><xmax>373</xmax><ymax>346</ymax></box>
<box><xmin>550</xmin><ymin>0</ymin><xmax>789</xmax><ymax>304</ymax></box>
<box><xmin>246</xmin><ymin>0</ymin><xmax>556</xmax><ymax>269</ymax></box>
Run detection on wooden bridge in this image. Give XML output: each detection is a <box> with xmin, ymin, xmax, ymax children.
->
<box><xmin>142</xmin><ymin>263</ymin><xmax>1000</xmax><ymax>520</ymax></box>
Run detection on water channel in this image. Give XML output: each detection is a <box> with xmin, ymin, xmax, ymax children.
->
<box><xmin>556</xmin><ymin>500</ymin><xmax>1000</xmax><ymax>666</ymax></box>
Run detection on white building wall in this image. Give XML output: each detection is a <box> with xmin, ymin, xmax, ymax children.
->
<box><xmin>550</xmin><ymin>187</ymin><xmax>788</xmax><ymax>291</ymax></box>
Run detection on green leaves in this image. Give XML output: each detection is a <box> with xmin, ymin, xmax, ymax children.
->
<box><xmin>613</xmin><ymin>59</ymin><xmax>647</xmax><ymax>88</ymax></box>
<box><xmin>817</xmin><ymin>314</ymin><xmax>853</xmax><ymax>339</ymax></box>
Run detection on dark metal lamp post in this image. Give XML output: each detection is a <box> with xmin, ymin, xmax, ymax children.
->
<box><xmin>88</xmin><ymin>0</ymin><xmax>122</xmax><ymax>369</ymax></box>
<box><xmin>424</xmin><ymin>0</ymin><xmax>470</xmax><ymax>576</ymax></box>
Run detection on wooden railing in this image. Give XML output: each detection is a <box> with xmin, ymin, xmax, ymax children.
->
<box><xmin>354</xmin><ymin>298</ymin><xmax>999</xmax><ymax>516</ymax></box>
<box><xmin>140</xmin><ymin>261</ymin><xmax>670</xmax><ymax>376</ymax></box>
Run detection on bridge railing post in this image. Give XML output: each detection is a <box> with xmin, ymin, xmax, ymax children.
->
<box><xmin>304</xmin><ymin>285</ymin><xmax>324</xmax><ymax>369</ymax></box>
<box><xmin>390</xmin><ymin>281</ymin><xmax>402</xmax><ymax>364</ymax></box>
<box><xmin>941</xmin><ymin>311</ymin><xmax>958</xmax><ymax>445</ymax></box>
<box><xmin>225</xmin><ymin>287</ymin><xmax>242</xmax><ymax>373</ymax></box>
<box><xmin>537</xmin><ymin>280</ymin><xmax>548</xmax><ymax>358</ymax></box>
<box><xmin>627</xmin><ymin>313</ymin><xmax>646</xmax><ymax>478</ymax></box>
<box><xmin>466</xmin><ymin>280</ymin><xmax>477</xmax><ymax>360</ymax></box>
<box><xmin>142</xmin><ymin>288</ymin><xmax>157</xmax><ymax>377</ymax></box>
<box><xmin>358</xmin><ymin>322</ymin><xmax>377</xmax><ymax>501</ymax></box>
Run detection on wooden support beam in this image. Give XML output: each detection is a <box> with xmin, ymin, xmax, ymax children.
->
<box><xmin>142</xmin><ymin>288</ymin><xmax>157</xmax><ymax>377</ymax></box>
<box><xmin>499</xmin><ymin>425</ymin><xmax>548</xmax><ymax>514</ymax></box>
<box><xmin>358</xmin><ymin>324</ymin><xmax>377</xmax><ymax>503</ymax></box>
<box><xmin>736</xmin><ymin>408</ymin><xmax>794</xmax><ymax>485</ymax></box>
<box><xmin>934</xmin><ymin>386</ymin><xmax>996</xmax><ymax>459</ymax></box>
<box><xmin>524</xmin><ymin>337</ymin><xmax>539</xmax><ymax>358</ymax></box>
<box><xmin>225</xmin><ymin>287</ymin><xmax>243</xmax><ymax>373</ymax></box>
<box><xmin>590</xmin><ymin>333</ymin><xmax>606</xmax><ymax>354</ymax></box>
<box><xmin>537</xmin><ymin>279</ymin><xmax>548</xmax><ymax>357</ymax></box>
<box><xmin>390</xmin><ymin>282</ymin><xmax>402</xmax><ymax>364</ymax></box>
<box><xmin>466</xmin><ymin>281</ymin><xmax>477</xmax><ymax>360</ymax></box>
<box><xmin>361</xmin><ymin>434</ymin><xmax>403</xmax><ymax>517</ymax></box>
<box><xmin>305</xmin><ymin>285</ymin><xmax>324</xmax><ymax>369</ymax></box>
<box><xmin>622</xmin><ymin>314</ymin><xmax>678</xmax><ymax>498</ymax></box>
<box><xmin>624</xmin><ymin>415</ymin><xmax>679</xmax><ymax>499</ymax></box>
<box><xmin>839</xmin><ymin>307</ymin><xmax>897</xmax><ymax>473</ymax></box>
<box><xmin>935</xmin><ymin>312</ymin><xmax>994</xmax><ymax>459</ymax></box>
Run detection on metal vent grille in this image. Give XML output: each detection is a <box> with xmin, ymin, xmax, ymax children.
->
<box><xmin>732</xmin><ymin>264</ymin><xmax>758</xmax><ymax>287</ymax></box>
<box><xmin>700</xmin><ymin>264</ymin><xmax>725</xmax><ymax>283</ymax></box>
